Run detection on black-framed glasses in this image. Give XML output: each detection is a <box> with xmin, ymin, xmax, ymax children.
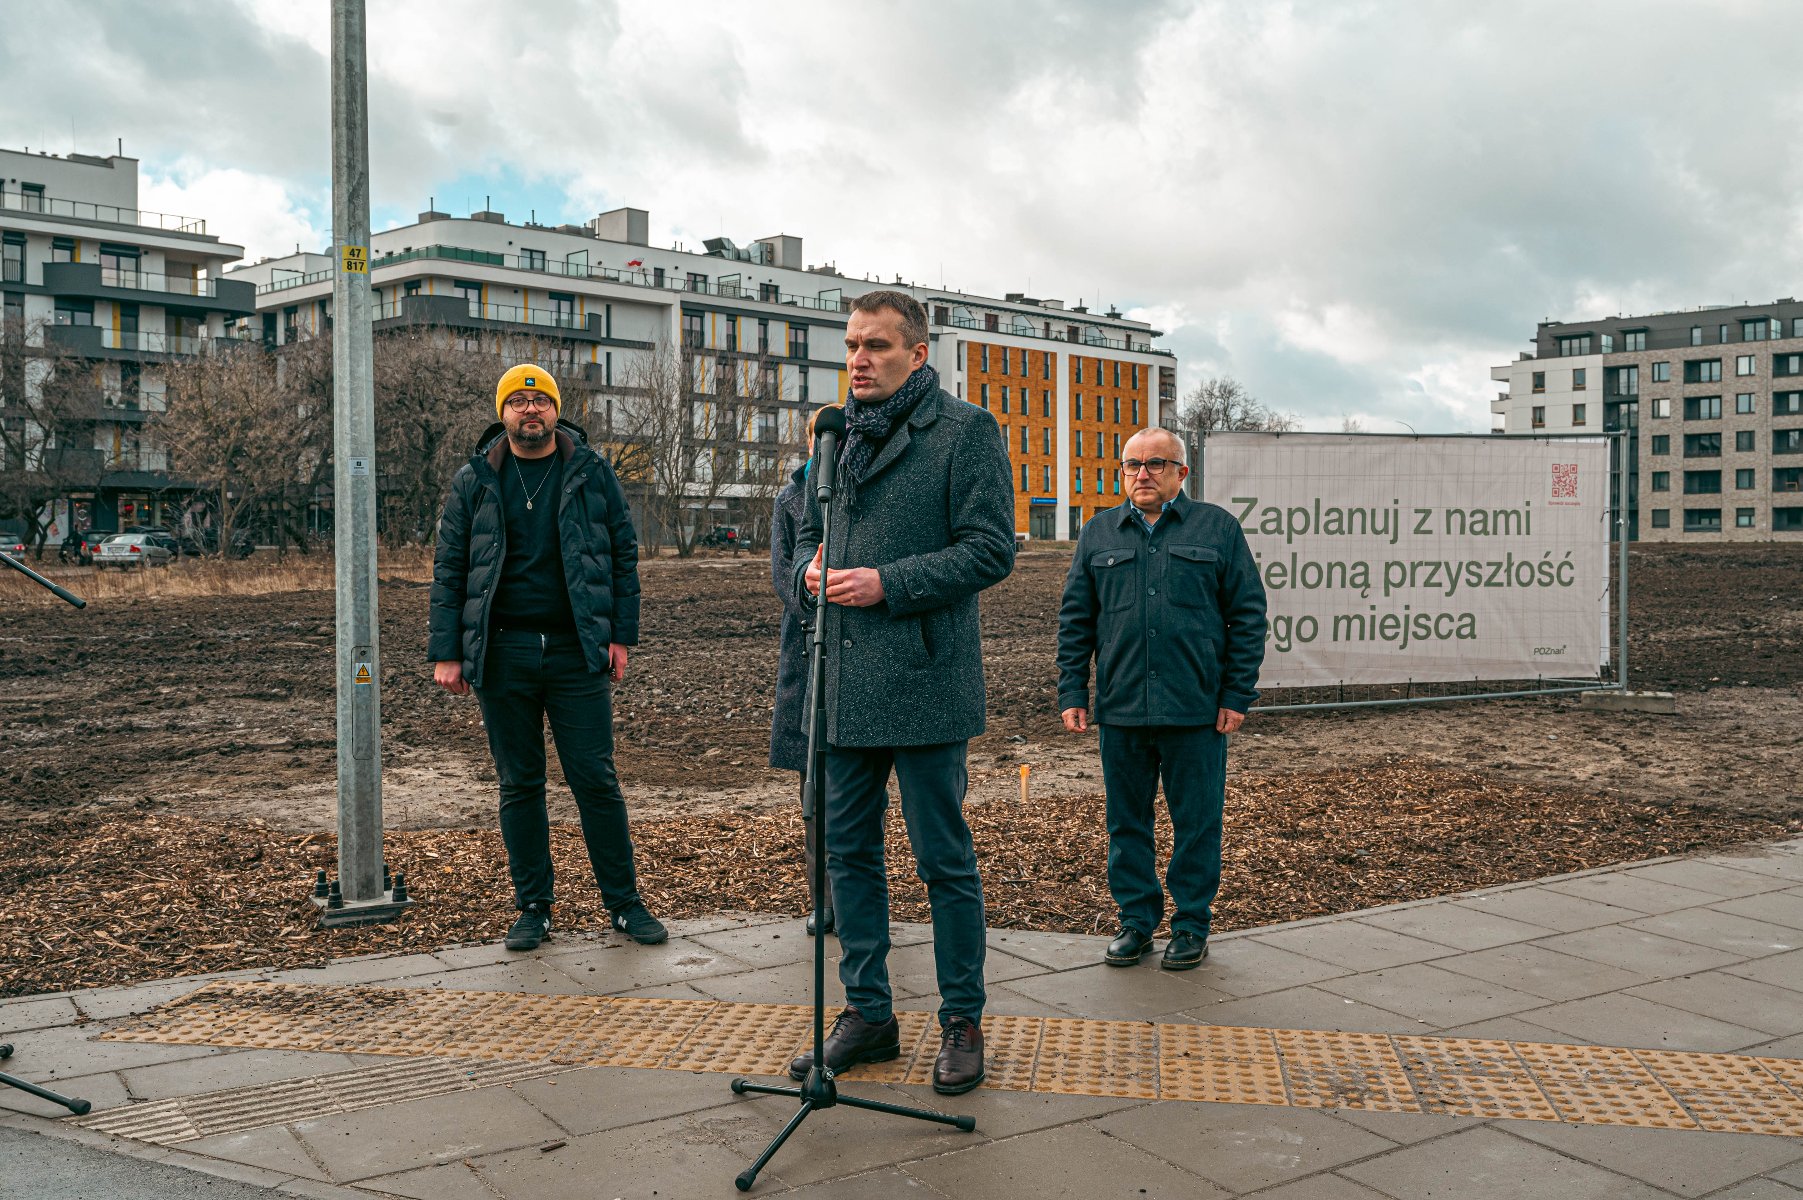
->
<box><xmin>505</xmin><ymin>394</ymin><xmax>555</xmax><ymax>411</ymax></box>
<box><xmin>1121</xmin><ymin>457</ymin><xmax>1178</xmax><ymax>476</ymax></box>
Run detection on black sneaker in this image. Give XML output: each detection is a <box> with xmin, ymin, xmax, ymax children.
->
<box><xmin>504</xmin><ymin>904</ymin><xmax>550</xmax><ymax>951</ymax></box>
<box><xmin>611</xmin><ymin>901</ymin><xmax>668</xmax><ymax>944</ymax></box>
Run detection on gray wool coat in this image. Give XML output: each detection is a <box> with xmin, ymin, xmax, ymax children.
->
<box><xmin>768</xmin><ymin>461</ymin><xmax>812</xmax><ymax>771</ymax></box>
<box><xmin>792</xmin><ymin>386</ymin><xmax>1016</xmax><ymax>748</ymax></box>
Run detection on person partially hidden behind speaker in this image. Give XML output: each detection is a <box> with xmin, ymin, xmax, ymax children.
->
<box><xmin>429</xmin><ymin>364</ymin><xmax>667</xmax><ymax>953</ymax></box>
<box><xmin>787</xmin><ymin>291</ymin><xmax>1015</xmax><ymax>1095</ymax></box>
<box><xmin>769</xmin><ymin>406</ymin><xmax>842</xmax><ymax>936</ymax></box>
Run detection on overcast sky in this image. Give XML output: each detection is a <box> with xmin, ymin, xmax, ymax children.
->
<box><xmin>7</xmin><ymin>0</ymin><xmax>1803</xmax><ymax>431</ymax></box>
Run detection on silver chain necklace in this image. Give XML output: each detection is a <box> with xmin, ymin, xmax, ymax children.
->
<box><xmin>513</xmin><ymin>454</ymin><xmax>556</xmax><ymax>510</ymax></box>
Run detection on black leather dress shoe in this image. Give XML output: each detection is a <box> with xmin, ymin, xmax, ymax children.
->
<box><xmin>805</xmin><ymin>908</ymin><xmax>836</xmax><ymax>937</ymax></box>
<box><xmin>933</xmin><ymin>1017</ymin><xmax>985</xmax><ymax>1095</ymax></box>
<box><xmin>788</xmin><ymin>1007</ymin><xmax>900</xmax><ymax>1079</ymax></box>
<box><xmin>1104</xmin><ymin>927</ymin><xmax>1154</xmax><ymax>966</ymax></box>
<box><xmin>1161</xmin><ymin>931</ymin><xmax>1209</xmax><ymax>970</ymax></box>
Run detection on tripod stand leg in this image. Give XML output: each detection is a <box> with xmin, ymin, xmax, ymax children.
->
<box><xmin>0</xmin><ymin>1046</ymin><xmax>92</xmax><ymax>1116</ymax></box>
<box><xmin>836</xmin><ymin>1090</ymin><xmax>977</xmax><ymax>1131</ymax></box>
<box><xmin>735</xmin><ymin>1098</ymin><xmax>814</xmax><ymax>1192</ymax></box>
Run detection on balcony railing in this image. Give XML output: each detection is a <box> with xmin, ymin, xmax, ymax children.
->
<box><xmin>0</xmin><ymin>188</ymin><xmax>206</xmax><ymax>233</ymax></box>
<box><xmin>937</xmin><ymin>313</ymin><xmax>1170</xmax><ymax>356</ymax></box>
<box><xmin>98</xmin><ymin>266</ymin><xmax>219</xmax><ymax>297</ymax></box>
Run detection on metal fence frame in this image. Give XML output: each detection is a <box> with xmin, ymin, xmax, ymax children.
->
<box><xmin>1193</xmin><ymin>430</ymin><xmax>1629</xmax><ymax>715</ymax></box>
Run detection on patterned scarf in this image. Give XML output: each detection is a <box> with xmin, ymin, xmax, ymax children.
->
<box><xmin>839</xmin><ymin>364</ymin><xmax>938</xmax><ymax>508</ymax></box>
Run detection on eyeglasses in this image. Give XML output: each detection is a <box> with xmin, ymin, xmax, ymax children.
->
<box><xmin>1121</xmin><ymin>457</ymin><xmax>1180</xmax><ymax>477</ymax></box>
<box><xmin>505</xmin><ymin>394</ymin><xmax>555</xmax><ymax>411</ymax></box>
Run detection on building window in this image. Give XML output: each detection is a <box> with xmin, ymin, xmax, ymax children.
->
<box><xmin>682</xmin><ymin>312</ymin><xmax>704</xmax><ymax>348</ymax></box>
<box><xmin>1623</xmin><ymin>330</ymin><xmax>1647</xmax><ymax>351</ymax></box>
<box><xmin>717</xmin><ymin>356</ymin><xmax>736</xmax><ymax>395</ymax></box>
<box><xmin>1075</xmin><ymin>430</ymin><xmax>1084</xmax><ymax>457</ymax></box>
<box><xmin>1133</xmin><ymin>398</ymin><xmax>1141</xmax><ymax>423</ymax></box>
<box><xmin>1794</xmin><ymin>319</ymin><xmax>1803</xmax><ymax>339</ymax></box>
<box><xmin>1075</xmin><ymin>359</ymin><xmax>1085</xmax><ymax>384</ymax></box>
<box><xmin>999</xmin><ymin>349</ymin><xmax>1010</xmax><ymax>377</ymax></box>
<box><xmin>687</xmin><ymin>272</ymin><xmax>707</xmax><ymax>292</ymax></box>
<box><xmin>1775</xmin><ymin>429</ymin><xmax>1803</xmax><ymax>455</ymax></box>
<box><xmin>1720</xmin><ymin>324</ymin><xmax>1730</xmax><ymax>343</ymax></box>
<box><xmin>1531</xmin><ymin>371</ymin><xmax>1545</xmax><ymax>393</ymax></box>
<box><xmin>1685</xmin><ymin>359</ymin><xmax>1722</xmax><ymax>383</ymax></box>
<box><xmin>1685</xmin><ymin>432</ymin><xmax>1722</xmax><ymax>457</ymax></box>
<box><xmin>1651</xmin><ymin>471</ymin><xmax>1670</xmax><ymax>492</ymax></box>
<box><xmin>1042</xmin><ymin>391</ymin><xmax>1052</xmax><ymax>417</ymax></box>
<box><xmin>1652</xmin><ymin>361</ymin><xmax>1670</xmax><ymax>382</ymax></box>
<box><xmin>1042</xmin><ymin>466</ymin><xmax>1051</xmax><ymax>492</ymax></box>
<box><xmin>53</xmin><ymin>299</ymin><xmax>93</xmax><ymax>326</ymax></box>
<box><xmin>760</xmin><ymin>362</ymin><xmax>778</xmax><ymax>398</ymax></box>
<box><xmin>1776</xmin><ymin>467</ymin><xmax>1803</xmax><ymax>491</ymax></box>
<box><xmin>1743</xmin><ymin>318</ymin><xmax>1772</xmax><ymax>341</ymax></box>
<box><xmin>1073</xmin><ymin>472</ymin><xmax>1083</xmax><ymax>494</ymax></box>
<box><xmin>1651</xmin><ymin>434</ymin><xmax>1670</xmax><ymax>455</ymax></box>
<box><xmin>51</xmin><ymin>237</ymin><xmax>77</xmax><ymax>264</ymax></box>
<box><xmin>1074</xmin><ymin>394</ymin><xmax>1084</xmax><ymax>420</ymax></box>
<box><xmin>723</xmin><ymin>315</ymin><xmax>738</xmax><ymax>352</ymax></box>
<box><xmin>1736</xmin><ymin>393</ymin><xmax>1756</xmax><ymax>414</ymax></box>
<box><xmin>1042</xmin><ymin>428</ymin><xmax>1051</xmax><ymax>454</ymax></box>
<box><xmin>1684</xmin><ymin>396</ymin><xmax>1722</xmax><ymax>420</ymax></box>
<box><xmin>520</xmin><ymin>248</ymin><xmax>546</xmax><ymax>271</ymax></box>
<box><xmin>1020</xmin><ymin>463</ymin><xmax>1028</xmax><ymax>492</ymax></box>
<box><xmin>1572</xmin><ymin>368</ymin><xmax>1587</xmax><ymax>391</ymax></box>
<box><xmin>1736</xmin><ymin>508</ymin><xmax>1755</xmax><ymax>528</ymax></box>
<box><xmin>1572</xmin><ymin>403</ymin><xmax>1587</xmax><ymax>426</ymax></box>
<box><xmin>1684</xmin><ymin>470</ymin><xmax>1722</xmax><ymax>495</ymax></box>
<box><xmin>1000</xmin><ymin>386</ymin><xmax>1010</xmax><ymax>414</ymax></box>
<box><xmin>979</xmin><ymin>383</ymin><xmax>989</xmax><ymax>409</ymax></box>
<box><xmin>1737</xmin><ymin>468</ymin><xmax>1756</xmax><ymax>489</ymax></box>
<box><xmin>788</xmin><ymin>325</ymin><xmax>808</xmax><ymax>359</ymax></box>
<box><xmin>1775</xmin><ymin>355</ymin><xmax>1803</xmax><ymax>377</ymax></box>
<box><xmin>1557</xmin><ymin>334</ymin><xmax>1591</xmax><ymax>356</ymax></box>
<box><xmin>1736</xmin><ymin>355</ymin><xmax>1756</xmax><ymax>376</ymax></box>
<box><xmin>1684</xmin><ymin>508</ymin><xmax>1722</xmax><ymax>532</ymax></box>
<box><xmin>19</xmin><ymin>182</ymin><xmax>44</xmax><ymax>212</ymax></box>
<box><xmin>1736</xmin><ymin>430</ymin><xmax>1756</xmax><ymax>452</ymax></box>
<box><xmin>1651</xmin><ymin>509</ymin><xmax>1671</xmax><ymax>528</ymax></box>
<box><xmin>1020</xmin><ymin>425</ymin><xmax>1028</xmax><ymax>454</ymax></box>
<box><xmin>1112</xmin><ymin>363</ymin><xmax>1121</xmax><ymax>387</ymax></box>
<box><xmin>652</xmin><ymin>266</ymin><xmax>665</xmax><ymax>287</ymax></box>
<box><xmin>1611</xmin><ymin>365</ymin><xmax>1639</xmax><ymax>396</ymax></box>
<box><xmin>1531</xmin><ymin>405</ymin><xmax>1546</xmax><ymax>428</ymax></box>
<box><xmin>1650</xmin><ymin>397</ymin><xmax>1670</xmax><ymax>418</ymax></box>
<box><xmin>979</xmin><ymin>344</ymin><xmax>989</xmax><ymax>372</ymax></box>
<box><xmin>1690</xmin><ymin>326</ymin><xmax>1704</xmax><ymax>346</ymax></box>
<box><xmin>798</xmin><ymin>366</ymin><xmax>809</xmax><ymax>404</ymax></box>
<box><xmin>2</xmin><ymin>232</ymin><xmax>23</xmax><ymax>284</ymax></box>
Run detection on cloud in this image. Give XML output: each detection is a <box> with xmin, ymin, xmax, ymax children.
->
<box><xmin>8</xmin><ymin>0</ymin><xmax>1803</xmax><ymax>431</ymax></box>
<box><xmin>139</xmin><ymin>164</ymin><xmax>326</xmax><ymax>265</ymax></box>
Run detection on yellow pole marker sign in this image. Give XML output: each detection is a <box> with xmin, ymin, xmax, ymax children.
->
<box><xmin>341</xmin><ymin>244</ymin><xmax>368</xmax><ymax>273</ymax></box>
<box><xmin>1019</xmin><ymin>763</ymin><xmax>1030</xmax><ymax>804</ymax></box>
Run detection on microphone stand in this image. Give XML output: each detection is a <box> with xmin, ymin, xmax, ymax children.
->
<box><xmin>727</xmin><ymin>427</ymin><xmax>975</xmax><ymax>1192</ymax></box>
<box><xmin>0</xmin><ymin>552</ymin><xmax>93</xmax><ymax>1116</ymax></box>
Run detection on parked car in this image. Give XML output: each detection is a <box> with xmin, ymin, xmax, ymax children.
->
<box><xmin>701</xmin><ymin>526</ymin><xmax>746</xmax><ymax>551</ymax></box>
<box><xmin>79</xmin><ymin>529</ymin><xmax>112</xmax><ymax>559</ymax></box>
<box><xmin>121</xmin><ymin>525</ymin><xmax>189</xmax><ymax>558</ymax></box>
<box><xmin>95</xmin><ymin>532</ymin><xmax>178</xmax><ymax>569</ymax></box>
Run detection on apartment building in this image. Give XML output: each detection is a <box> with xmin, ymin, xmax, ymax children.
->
<box><xmin>0</xmin><ymin>147</ymin><xmax>253</xmax><ymax>537</ymax></box>
<box><xmin>227</xmin><ymin>205</ymin><xmax>1177</xmax><ymax>540</ymax></box>
<box><xmin>1492</xmin><ymin>300</ymin><xmax>1803</xmax><ymax>542</ymax></box>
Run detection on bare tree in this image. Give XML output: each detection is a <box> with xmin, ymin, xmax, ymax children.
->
<box><xmin>1169</xmin><ymin>376</ymin><xmax>1298</xmax><ymax>439</ymax></box>
<box><xmin>609</xmin><ymin>344</ymin><xmax>745</xmax><ymax>558</ymax></box>
<box><xmin>1340</xmin><ymin>415</ymin><xmax>1367</xmax><ymax>433</ymax></box>
<box><xmin>372</xmin><ymin>325</ymin><xmax>497</xmax><ymax>546</ymax></box>
<box><xmin>0</xmin><ymin>315</ymin><xmax>105</xmax><ymax>557</ymax></box>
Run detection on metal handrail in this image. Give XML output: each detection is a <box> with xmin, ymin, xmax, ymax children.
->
<box><xmin>0</xmin><ymin>189</ymin><xmax>206</xmax><ymax>233</ymax></box>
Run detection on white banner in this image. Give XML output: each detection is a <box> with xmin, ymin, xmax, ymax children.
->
<box><xmin>1201</xmin><ymin>433</ymin><xmax>1612</xmax><ymax>688</ymax></box>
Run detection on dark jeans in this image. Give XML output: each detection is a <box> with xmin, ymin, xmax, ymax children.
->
<box><xmin>476</xmin><ymin>629</ymin><xmax>641</xmax><ymax>913</ymax></box>
<box><xmin>1099</xmin><ymin>724</ymin><xmax>1227</xmax><ymax>939</ymax></box>
<box><xmin>824</xmin><ymin>740</ymin><xmax>985</xmax><ymax>1028</ymax></box>
<box><xmin>799</xmin><ymin>774</ymin><xmax>834</xmax><ymax>921</ymax></box>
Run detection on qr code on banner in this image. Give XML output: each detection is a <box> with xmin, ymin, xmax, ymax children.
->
<box><xmin>1550</xmin><ymin>462</ymin><xmax>1579</xmax><ymax>504</ymax></box>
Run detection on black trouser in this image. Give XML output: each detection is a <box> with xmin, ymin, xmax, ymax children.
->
<box><xmin>800</xmin><ymin>774</ymin><xmax>835</xmax><ymax>922</ymax></box>
<box><xmin>476</xmin><ymin>629</ymin><xmax>641</xmax><ymax>913</ymax></box>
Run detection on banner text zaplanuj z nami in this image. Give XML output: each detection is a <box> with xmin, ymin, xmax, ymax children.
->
<box><xmin>1201</xmin><ymin>433</ymin><xmax>1611</xmax><ymax>688</ymax></box>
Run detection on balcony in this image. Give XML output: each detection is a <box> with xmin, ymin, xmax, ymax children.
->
<box><xmin>933</xmin><ymin>312</ymin><xmax>1171</xmax><ymax>356</ymax></box>
<box><xmin>41</xmin><ymin>262</ymin><xmax>256</xmax><ymax>315</ymax></box>
<box><xmin>45</xmin><ymin>323</ymin><xmax>258</xmax><ymax>359</ymax></box>
<box><xmin>372</xmin><ymin>293</ymin><xmax>653</xmax><ymax>348</ymax></box>
<box><xmin>0</xmin><ymin>188</ymin><xmax>206</xmax><ymax>234</ymax></box>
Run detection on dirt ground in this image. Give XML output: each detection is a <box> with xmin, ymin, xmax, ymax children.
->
<box><xmin>3</xmin><ymin>543</ymin><xmax>1800</xmax><ymax>828</ymax></box>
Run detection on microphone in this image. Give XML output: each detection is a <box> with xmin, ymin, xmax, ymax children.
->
<box><xmin>811</xmin><ymin>406</ymin><xmax>846</xmax><ymax>503</ymax></box>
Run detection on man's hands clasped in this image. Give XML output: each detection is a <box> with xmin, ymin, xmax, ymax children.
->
<box><xmin>804</xmin><ymin>544</ymin><xmax>885</xmax><ymax>607</ymax></box>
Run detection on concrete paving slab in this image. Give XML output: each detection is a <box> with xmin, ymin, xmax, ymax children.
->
<box><xmin>870</xmin><ymin>1080</ymin><xmax>1147</xmax><ymax>1141</ymax></box>
<box><xmin>1517</xmin><ymin>992</ymin><xmax>1769</xmax><ymax>1052</ymax></box>
<box><xmin>537</xmin><ymin>934</ymin><xmax>757</xmax><ymax>993</ymax></box>
<box><xmin>1340</xmin><ymin>1124</ymin><xmax>1669</xmax><ymax>1200</ymax></box>
<box><xmin>1430</xmin><ymin>942</ymin><xmax>1650</xmax><ymax>1002</ymax></box>
<box><xmin>1179</xmin><ymin>938</ymin><xmax>1351</xmax><ymax>999</ymax></box>
<box><xmin>1700</xmin><ymin>851</ymin><xmax>1803</xmax><ymax>885</ymax></box>
<box><xmin>1712</xmin><ymin>892</ymin><xmax>1803</xmax><ymax>932</ymax></box>
<box><xmin>1002</xmin><ymin>961</ymin><xmax>1231</xmax><ymax>1021</ymax></box>
<box><xmin>1093</xmin><ymin>1100</ymin><xmax>1395</xmax><ymax>1194</ymax></box>
<box><xmin>1250</xmin><ymin>1174</ymin><xmax>1396</xmax><ymax>1200</ymax></box>
<box><xmin>1325</xmin><ymin>1107</ymin><xmax>1483</xmax><ymax>1145</ymax></box>
<box><xmin>1454</xmin><ymin>888</ymin><xmax>1641</xmax><ymax>933</ymax></box>
<box><xmin>1703</xmin><ymin>1178</ymin><xmax>1803</xmax><ymax>1200</ymax></box>
<box><xmin>1532</xmin><ymin>925</ymin><xmax>1748</xmax><ymax>978</ymax></box>
<box><xmin>1181</xmin><ymin>985</ymin><xmax>1430</xmax><ymax>1035</ymax></box>
<box><xmin>507</xmin><ymin>1063</ymin><xmax>739</xmax><ymax>1136</ymax></box>
<box><xmin>389</xmin><ymin>956</ymin><xmax>601</xmax><ymax>996</ymax></box>
<box><xmin>883</xmin><ymin>941</ymin><xmax>1051</xmax><ymax>999</ymax></box>
<box><xmin>979</xmin><ymin>982</ymin><xmax>1088</xmax><ymax>1018</ymax></box>
<box><xmin>256</xmin><ymin>952</ymin><xmax>454</xmax><ymax>986</ymax></box>
<box><xmin>0</xmin><ymin>996</ymin><xmax>81</xmax><ymax>1036</ymax></box>
<box><xmin>1430</xmin><ymin>1016</ymin><xmax>1577</xmax><ymax>1044</ymax></box>
<box><xmin>1622</xmin><ymin>909</ymin><xmax>1802</xmax><ymax>958</ymax></box>
<box><xmin>0</xmin><ymin>1068</ymin><xmax>129</xmax><ymax>1117</ymax></box>
<box><xmin>181</xmin><ymin>1124</ymin><xmax>330</xmax><ymax>1182</ymax></box>
<box><xmin>0</xmin><ymin>1021</ymin><xmax>222</xmax><ymax>1083</ymax></box>
<box><xmin>1625</xmin><ymin>860</ymin><xmax>1795</xmax><ymax>899</ymax></box>
<box><xmin>724</xmin><ymin>1087</ymin><xmax>994</xmax><ymax>1188</ymax></box>
<box><xmin>689</xmin><ymin>920</ymin><xmax>828</xmax><ymax>968</ymax></box>
<box><xmin>781</xmin><ymin>1166</ymin><xmax>968</xmax><ymax>1199</ymax></box>
<box><xmin>428</xmin><ymin>940</ymin><xmax>532</xmax><ymax>969</ymax></box>
<box><xmin>345</xmin><ymin>1160</ymin><xmax>500</xmax><ymax>1200</ymax></box>
<box><xmin>904</xmin><ymin>1120</ymin><xmax>1230</xmax><ymax>1200</ymax></box>
<box><xmin>1626</xmin><ymin>971</ymin><xmax>1803</xmax><ymax>1037</ymax></box>
<box><xmin>291</xmin><ymin>1084</ymin><xmax>565</xmax><ymax>1182</ymax></box>
<box><xmin>469</xmin><ymin>1110</ymin><xmax>791</xmax><ymax>1199</ymax></box>
<box><xmin>120</xmin><ymin>1048</ymin><xmax>365</xmax><ymax>1101</ymax></box>
<box><xmin>1772</xmin><ymin>1160</ymin><xmax>1803</xmax><ymax>1189</ymax></box>
<box><xmin>689</xmin><ymin>959</ymin><xmax>849</xmax><ymax>1006</ymax></box>
<box><xmin>988</xmin><ymin>928</ymin><xmax>1112</xmax><ymax>972</ymax></box>
<box><xmin>1506</xmin><ymin>1116</ymin><xmax>1803</xmax><ymax>1196</ymax></box>
<box><xmin>67</xmin><ymin>978</ymin><xmax>226</xmax><ymax>1023</ymax></box>
<box><xmin>1314</xmin><ymin>963</ymin><xmax>1549</xmax><ymax>1030</ymax></box>
<box><xmin>1730</xmin><ymin>948</ymin><xmax>1803</xmax><ymax>993</ymax></box>
<box><xmin>1248</xmin><ymin>923</ymin><xmax>1455</xmax><ymax>972</ymax></box>
<box><xmin>1354</xmin><ymin>905</ymin><xmax>1555</xmax><ymax>952</ymax></box>
<box><xmin>0</xmin><ymin>1123</ymin><xmax>313</xmax><ymax>1200</ymax></box>
<box><xmin>1544</xmin><ymin>872</ymin><xmax>1723</xmax><ymax>915</ymax></box>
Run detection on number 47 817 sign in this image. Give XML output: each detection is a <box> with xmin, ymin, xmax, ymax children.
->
<box><xmin>341</xmin><ymin>244</ymin><xmax>368</xmax><ymax>274</ymax></box>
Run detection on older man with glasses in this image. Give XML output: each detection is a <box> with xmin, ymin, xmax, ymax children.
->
<box><xmin>1055</xmin><ymin>427</ymin><xmax>1267</xmax><ymax>970</ymax></box>
<box><xmin>429</xmin><ymin>364</ymin><xmax>666</xmax><ymax>953</ymax></box>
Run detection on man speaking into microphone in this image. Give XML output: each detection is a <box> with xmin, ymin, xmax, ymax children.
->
<box><xmin>788</xmin><ymin>291</ymin><xmax>1014</xmax><ymax>1095</ymax></box>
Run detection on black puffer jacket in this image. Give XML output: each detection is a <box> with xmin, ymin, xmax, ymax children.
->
<box><xmin>428</xmin><ymin>419</ymin><xmax>640</xmax><ymax>686</ymax></box>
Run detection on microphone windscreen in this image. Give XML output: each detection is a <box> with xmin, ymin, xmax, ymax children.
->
<box><xmin>812</xmin><ymin>406</ymin><xmax>847</xmax><ymax>437</ymax></box>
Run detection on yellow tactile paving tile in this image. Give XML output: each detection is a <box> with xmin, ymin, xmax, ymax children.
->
<box><xmin>96</xmin><ymin>980</ymin><xmax>1803</xmax><ymax>1139</ymax></box>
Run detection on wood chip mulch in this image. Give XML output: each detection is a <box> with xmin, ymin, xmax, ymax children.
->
<box><xmin>2</xmin><ymin>757</ymin><xmax>1792</xmax><ymax>998</ymax></box>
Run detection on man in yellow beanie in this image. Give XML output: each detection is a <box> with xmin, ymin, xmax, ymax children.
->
<box><xmin>429</xmin><ymin>363</ymin><xmax>666</xmax><ymax>951</ymax></box>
